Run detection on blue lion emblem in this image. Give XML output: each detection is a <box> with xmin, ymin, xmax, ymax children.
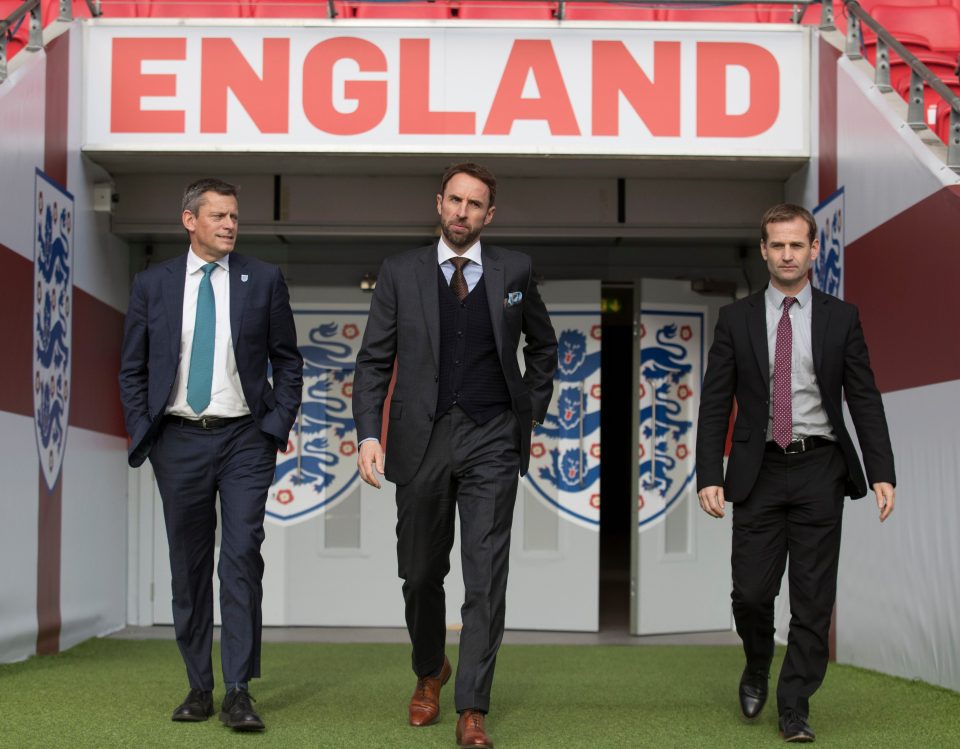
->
<box><xmin>815</xmin><ymin>209</ymin><xmax>842</xmax><ymax>297</ymax></box>
<box><xmin>556</xmin><ymin>329</ymin><xmax>600</xmax><ymax>381</ymax></box>
<box><xmin>538</xmin><ymin>386</ymin><xmax>600</xmax><ymax>439</ymax></box>
<box><xmin>641</xmin><ymin>324</ymin><xmax>691</xmax><ymax>383</ymax></box>
<box><xmin>300</xmin><ymin>322</ymin><xmax>355</xmax><ymax>378</ymax></box>
<box><xmin>638</xmin><ymin>322</ymin><xmax>695</xmax><ymax>501</ymax></box>
<box><xmin>539</xmin><ymin>447</ymin><xmax>601</xmax><ymax>491</ymax></box>
<box><xmin>33</xmin><ymin>173</ymin><xmax>73</xmax><ymax>491</ymax></box>
<box><xmin>274</xmin><ymin>436</ymin><xmax>338</xmax><ymax>491</ymax></box>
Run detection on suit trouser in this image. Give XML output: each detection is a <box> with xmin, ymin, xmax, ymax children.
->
<box><xmin>395</xmin><ymin>406</ymin><xmax>521</xmax><ymax>714</ymax></box>
<box><xmin>150</xmin><ymin>416</ymin><xmax>277</xmax><ymax>691</ymax></box>
<box><xmin>731</xmin><ymin>443</ymin><xmax>847</xmax><ymax>717</ymax></box>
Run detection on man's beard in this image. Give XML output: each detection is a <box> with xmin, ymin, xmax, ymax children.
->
<box><xmin>441</xmin><ymin>218</ymin><xmax>482</xmax><ymax>250</ymax></box>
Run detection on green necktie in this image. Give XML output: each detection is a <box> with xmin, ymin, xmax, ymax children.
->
<box><xmin>186</xmin><ymin>262</ymin><xmax>218</xmax><ymax>414</ymax></box>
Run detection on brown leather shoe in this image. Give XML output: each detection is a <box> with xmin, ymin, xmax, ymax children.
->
<box><xmin>456</xmin><ymin>709</ymin><xmax>493</xmax><ymax>749</ymax></box>
<box><xmin>408</xmin><ymin>656</ymin><xmax>452</xmax><ymax>726</ymax></box>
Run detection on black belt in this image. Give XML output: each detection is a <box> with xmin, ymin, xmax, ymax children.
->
<box><xmin>165</xmin><ymin>414</ymin><xmax>251</xmax><ymax>430</ymax></box>
<box><xmin>766</xmin><ymin>436</ymin><xmax>835</xmax><ymax>454</ymax></box>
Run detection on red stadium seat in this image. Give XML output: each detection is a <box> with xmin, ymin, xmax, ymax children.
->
<box><xmin>660</xmin><ymin>6</ymin><xmax>761</xmax><ymax>23</ymax></box>
<box><xmin>456</xmin><ymin>1</ymin><xmax>555</xmax><ymax>20</ymax></box>
<box><xmin>935</xmin><ymin>94</ymin><xmax>959</xmax><ymax>144</ymax></box>
<box><xmin>251</xmin><ymin>0</ymin><xmax>347</xmax><ymax>18</ymax></box>
<box><xmin>888</xmin><ymin>54</ymin><xmax>958</xmax><ymax>97</ymax></box>
<box><xmin>43</xmin><ymin>1</ymin><xmax>141</xmax><ymax>23</ymax></box>
<box><xmin>144</xmin><ymin>0</ymin><xmax>245</xmax><ymax>17</ymax></box>
<box><xmin>871</xmin><ymin>5</ymin><xmax>960</xmax><ymax>51</ymax></box>
<box><xmin>1</xmin><ymin>1</ymin><xmax>36</xmax><ymax>55</ymax></box>
<box><xmin>353</xmin><ymin>1</ymin><xmax>451</xmax><ymax>19</ymax></box>
<box><xmin>561</xmin><ymin>2</ymin><xmax>656</xmax><ymax>22</ymax></box>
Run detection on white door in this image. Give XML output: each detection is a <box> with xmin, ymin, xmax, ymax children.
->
<box><xmin>631</xmin><ymin>279</ymin><xmax>734</xmax><ymax>635</ymax></box>
<box><xmin>150</xmin><ymin>281</ymin><xmax>602</xmax><ymax>630</ymax></box>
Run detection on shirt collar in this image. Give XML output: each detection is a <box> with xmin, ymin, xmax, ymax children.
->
<box><xmin>187</xmin><ymin>247</ymin><xmax>230</xmax><ymax>274</ymax></box>
<box><xmin>765</xmin><ymin>281</ymin><xmax>811</xmax><ymax>310</ymax></box>
<box><xmin>437</xmin><ymin>236</ymin><xmax>483</xmax><ymax>267</ymax></box>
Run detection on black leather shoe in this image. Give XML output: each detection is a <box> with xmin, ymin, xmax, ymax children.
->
<box><xmin>171</xmin><ymin>688</ymin><xmax>214</xmax><ymax>722</ymax></box>
<box><xmin>779</xmin><ymin>710</ymin><xmax>816</xmax><ymax>743</ymax></box>
<box><xmin>220</xmin><ymin>688</ymin><xmax>265</xmax><ymax>731</ymax></box>
<box><xmin>738</xmin><ymin>668</ymin><xmax>769</xmax><ymax>719</ymax></box>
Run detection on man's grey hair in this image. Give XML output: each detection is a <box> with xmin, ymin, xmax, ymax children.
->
<box><xmin>181</xmin><ymin>178</ymin><xmax>239</xmax><ymax>215</ymax></box>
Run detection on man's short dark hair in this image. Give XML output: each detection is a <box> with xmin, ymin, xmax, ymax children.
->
<box><xmin>760</xmin><ymin>203</ymin><xmax>817</xmax><ymax>244</ymax></box>
<box><xmin>182</xmin><ymin>178</ymin><xmax>239</xmax><ymax>215</ymax></box>
<box><xmin>439</xmin><ymin>163</ymin><xmax>497</xmax><ymax>207</ymax></box>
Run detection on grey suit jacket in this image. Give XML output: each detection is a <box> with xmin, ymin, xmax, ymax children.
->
<box><xmin>696</xmin><ymin>286</ymin><xmax>896</xmax><ymax>502</ymax></box>
<box><xmin>353</xmin><ymin>243</ymin><xmax>558</xmax><ymax>485</ymax></box>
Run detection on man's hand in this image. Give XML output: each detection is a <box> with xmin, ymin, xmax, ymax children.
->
<box><xmin>873</xmin><ymin>482</ymin><xmax>895</xmax><ymax>522</ymax></box>
<box><xmin>357</xmin><ymin>440</ymin><xmax>385</xmax><ymax>489</ymax></box>
<box><xmin>698</xmin><ymin>485</ymin><xmax>726</xmax><ymax>519</ymax></box>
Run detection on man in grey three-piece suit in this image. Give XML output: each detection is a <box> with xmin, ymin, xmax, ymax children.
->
<box><xmin>352</xmin><ymin>163</ymin><xmax>557</xmax><ymax>749</ymax></box>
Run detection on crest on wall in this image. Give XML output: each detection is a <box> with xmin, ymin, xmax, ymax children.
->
<box><xmin>33</xmin><ymin>170</ymin><xmax>74</xmax><ymax>491</ymax></box>
<box><xmin>525</xmin><ymin>310</ymin><xmax>602</xmax><ymax>530</ymax></box>
<box><xmin>813</xmin><ymin>187</ymin><xmax>844</xmax><ymax>299</ymax></box>
<box><xmin>268</xmin><ymin>311</ymin><xmax>364</xmax><ymax>525</ymax></box>
<box><xmin>637</xmin><ymin>309</ymin><xmax>703</xmax><ymax>529</ymax></box>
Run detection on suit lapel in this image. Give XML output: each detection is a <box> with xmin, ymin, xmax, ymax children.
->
<box><xmin>416</xmin><ymin>244</ymin><xmax>440</xmax><ymax>370</ymax></box>
<box><xmin>811</xmin><ymin>288</ymin><xmax>830</xmax><ymax>377</ymax></box>
<box><xmin>747</xmin><ymin>290</ymin><xmax>769</xmax><ymax>387</ymax></box>
<box><xmin>229</xmin><ymin>253</ymin><xmax>248</xmax><ymax>351</ymax></box>
<box><xmin>163</xmin><ymin>255</ymin><xmax>187</xmax><ymax>362</ymax></box>
<box><xmin>482</xmin><ymin>245</ymin><xmax>505</xmax><ymax>363</ymax></box>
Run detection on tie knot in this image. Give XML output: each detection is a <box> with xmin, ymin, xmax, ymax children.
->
<box><xmin>449</xmin><ymin>257</ymin><xmax>470</xmax><ymax>271</ymax></box>
<box><xmin>782</xmin><ymin>296</ymin><xmax>796</xmax><ymax>311</ymax></box>
<box><xmin>201</xmin><ymin>262</ymin><xmax>218</xmax><ymax>277</ymax></box>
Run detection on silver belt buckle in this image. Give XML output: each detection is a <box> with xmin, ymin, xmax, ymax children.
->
<box><xmin>200</xmin><ymin>416</ymin><xmax>210</xmax><ymax>429</ymax></box>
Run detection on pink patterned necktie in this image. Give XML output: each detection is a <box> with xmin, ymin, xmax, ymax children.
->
<box><xmin>449</xmin><ymin>257</ymin><xmax>470</xmax><ymax>301</ymax></box>
<box><xmin>773</xmin><ymin>297</ymin><xmax>797</xmax><ymax>449</ymax></box>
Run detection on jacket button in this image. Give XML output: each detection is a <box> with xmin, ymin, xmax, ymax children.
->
<box><xmin>428</xmin><ymin>413</ymin><xmax>433</xmax><ymax>421</ymax></box>
<box><xmin>434</xmin><ymin>375</ymin><xmax>438</xmax><ymax>382</ymax></box>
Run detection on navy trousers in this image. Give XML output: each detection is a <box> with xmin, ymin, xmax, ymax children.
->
<box><xmin>150</xmin><ymin>415</ymin><xmax>277</xmax><ymax>690</ymax></box>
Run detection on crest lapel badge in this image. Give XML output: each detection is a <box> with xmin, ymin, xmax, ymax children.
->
<box><xmin>241</xmin><ymin>274</ymin><xmax>249</xmax><ymax>283</ymax></box>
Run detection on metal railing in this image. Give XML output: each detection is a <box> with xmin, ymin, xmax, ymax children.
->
<box><xmin>0</xmin><ymin>0</ymin><xmax>41</xmax><ymax>82</ymax></box>
<box><xmin>843</xmin><ymin>0</ymin><xmax>960</xmax><ymax>168</ymax></box>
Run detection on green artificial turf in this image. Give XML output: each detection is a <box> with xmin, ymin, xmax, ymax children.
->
<box><xmin>0</xmin><ymin>638</ymin><xmax>957</xmax><ymax>748</ymax></box>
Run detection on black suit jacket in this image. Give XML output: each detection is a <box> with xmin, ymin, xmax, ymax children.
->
<box><xmin>119</xmin><ymin>252</ymin><xmax>303</xmax><ymax>467</ymax></box>
<box><xmin>696</xmin><ymin>287</ymin><xmax>895</xmax><ymax>502</ymax></box>
<box><xmin>353</xmin><ymin>243</ymin><xmax>558</xmax><ymax>485</ymax></box>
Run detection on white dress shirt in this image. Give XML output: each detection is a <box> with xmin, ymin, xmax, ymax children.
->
<box><xmin>166</xmin><ymin>248</ymin><xmax>249</xmax><ymax>418</ymax></box>
<box><xmin>765</xmin><ymin>282</ymin><xmax>834</xmax><ymax>442</ymax></box>
<box><xmin>438</xmin><ymin>236</ymin><xmax>483</xmax><ymax>292</ymax></box>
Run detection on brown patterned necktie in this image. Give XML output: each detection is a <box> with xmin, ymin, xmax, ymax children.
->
<box><xmin>449</xmin><ymin>257</ymin><xmax>470</xmax><ymax>301</ymax></box>
<box><xmin>772</xmin><ymin>296</ymin><xmax>796</xmax><ymax>449</ymax></box>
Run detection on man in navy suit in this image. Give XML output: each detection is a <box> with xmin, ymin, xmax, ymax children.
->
<box><xmin>119</xmin><ymin>178</ymin><xmax>302</xmax><ymax>731</ymax></box>
<box><xmin>696</xmin><ymin>204</ymin><xmax>895</xmax><ymax>743</ymax></box>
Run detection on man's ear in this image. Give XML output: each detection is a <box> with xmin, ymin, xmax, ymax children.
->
<box><xmin>182</xmin><ymin>210</ymin><xmax>195</xmax><ymax>233</ymax></box>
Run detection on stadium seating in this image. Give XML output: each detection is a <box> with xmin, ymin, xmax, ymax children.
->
<box><xmin>457</xmin><ymin>1</ymin><xmax>555</xmax><ymax>20</ymax></box>
<box><xmin>936</xmin><ymin>95</ymin><xmax>959</xmax><ymax>144</ymax></box>
<box><xmin>353</xmin><ymin>1</ymin><xmax>451</xmax><ymax>19</ymax></box>
<box><xmin>660</xmin><ymin>6</ymin><xmax>761</xmax><ymax>23</ymax></box>
<box><xmin>1</xmin><ymin>0</ymin><xmax>35</xmax><ymax>60</ymax></box>
<box><xmin>871</xmin><ymin>5</ymin><xmax>960</xmax><ymax>51</ymax></box>
<box><xmin>560</xmin><ymin>2</ymin><xmax>656</xmax><ymax>22</ymax></box>
<box><xmin>43</xmin><ymin>1</ymin><xmax>144</xmax><ymax>20</ymax></box>
<box><xmin>251</xmin><ymin>0</ymin><xmax>347</xmax><ymax>18</ymax></box>
<box><xmin>144</xmin><ymin>1</ymin><xmax>245</xmax><ymax>17</ymax></box>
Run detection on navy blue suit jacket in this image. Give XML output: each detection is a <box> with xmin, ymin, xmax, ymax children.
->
<box><xmin>119</xmin><ymin>251</ymin><xmax>303</xmax><ymax>467</ymax></box>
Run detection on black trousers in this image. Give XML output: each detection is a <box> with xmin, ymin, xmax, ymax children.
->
<box><xmin>395</xmin><ymin>406</ymin><xmax>521</xmax><ymax>714</ymax></box>
<box><xmin>731</xmin><ymin>442</ymin><xmax>847</xmax><ymax>717</ymax></box>
<box><xmin>150</xmin><ymin>416</ymin><xmax>277</xmax><ymax>691</ymax></box>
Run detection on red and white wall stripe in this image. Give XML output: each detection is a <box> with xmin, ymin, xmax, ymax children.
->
<box><xmin>0</xmin><ymin>28</ymin><xmax>129</xmax><ymax>663</ymax></box>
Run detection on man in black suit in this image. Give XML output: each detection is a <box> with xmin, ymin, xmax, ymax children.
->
<box><xmin>119</xmin><ymin>178</ymin><xmax>303</xmax><ymax>731</ymax></box>
<box><xmin>353</xmin><ymin>163</ymin><xmax>557</xmax><ymax>749</ymax></box>
<box><xmin>696</xmin><ymin>204</ymin><xmax>895</xmax><ymax>743</ymax></box>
